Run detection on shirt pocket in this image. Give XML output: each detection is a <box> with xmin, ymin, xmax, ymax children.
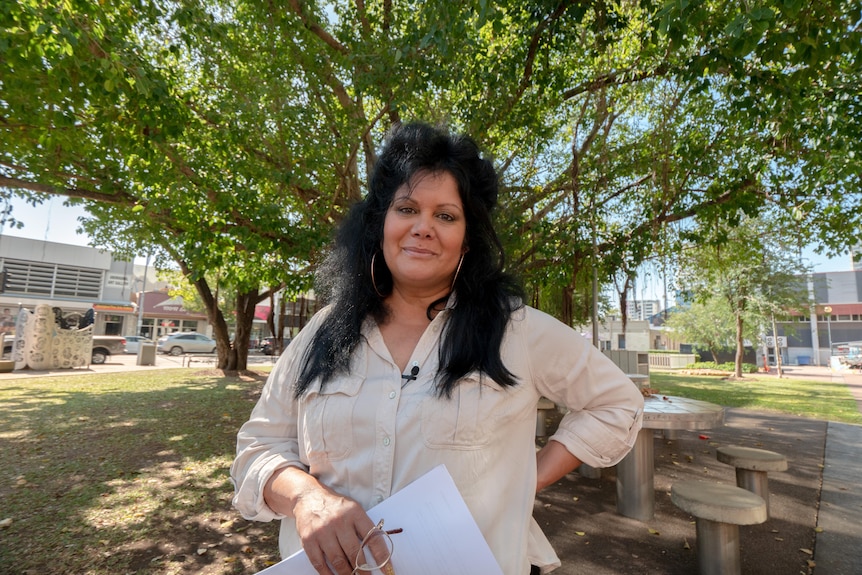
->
<box><xmin>302</xmin><ymin>375</ymin><xmax>364</xmax><ymax>463</ymax></box>
<box><xmin>420</xmin><ymin>373</ymin><xmax>504</xmax><ymax>450</ymax></box>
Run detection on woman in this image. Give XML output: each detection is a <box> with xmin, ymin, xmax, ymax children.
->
<box><xmin>231</xmin><ymin>122</ymin><xmax>643</xmax><ymax>575</ymax></box>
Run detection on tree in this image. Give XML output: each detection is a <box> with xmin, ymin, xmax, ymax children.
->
<box><xmin>665</xmin><ymin>296</ymin><xmax>739</xmax><ymax>363</ymax></box>
<box><xmin>2</xmin><ymin>0</ymin><xmax>860</xmax><ymax>372</ymax></box>
<box><xmin>677</xmin><ymin>215</ymin><xmax>809</xmax><ymax>377</ymax></box>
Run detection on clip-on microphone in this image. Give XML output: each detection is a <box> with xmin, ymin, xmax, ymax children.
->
<box><xmin>401</xmin><ymin>364</ymin><xmax>420</xmax><ymax>382</ymax></box>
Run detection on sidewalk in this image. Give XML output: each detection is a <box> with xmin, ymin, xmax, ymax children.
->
<box><xmin>0</xmin><ymin>351</ymin><xmax>279</xmax><ymax>379</ymax></box>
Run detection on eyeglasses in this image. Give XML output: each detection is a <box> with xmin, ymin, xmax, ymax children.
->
<box><xmin>351</xmin><ymin>518</ymin><xmax>403</xmax><ymax>574</ymax></box>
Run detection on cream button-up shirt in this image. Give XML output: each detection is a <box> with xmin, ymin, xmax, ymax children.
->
<box><xmin>231</xmin><ymin>303</ymin><xmax>643</xmax><ymax>575</ymax></box>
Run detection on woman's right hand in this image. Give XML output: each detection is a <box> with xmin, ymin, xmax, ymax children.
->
<box><xmin>264</xmin><ymin>467</ymin><xmax>384</xmax><ymax>575</ymax></box>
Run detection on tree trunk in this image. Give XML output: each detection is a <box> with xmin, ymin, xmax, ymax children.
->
<box><xmin>180</xmin><ymin>268</ymin><xmax>234</xmax><ymax>370</ymax></box>
<box><xmin>771</xmin><ymin>314</ymin><xmax>783</xmax><ymax>378</ymax></box>
<box><xmin>231</xmin><ymin>288</ymin><xmax>259</xmax><ymax>371</ymax></box>
<box><xmin>735</xmin><ymin>312</ymin><xmax>745</xmax><ymax>378</ymax></box>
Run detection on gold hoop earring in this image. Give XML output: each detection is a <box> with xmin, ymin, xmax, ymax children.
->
<box><xmin>371</xmin><ymin>252</ymin><xmax>385</xmax><ymax>298</ymax></box>
<box><xmin>451</xmin><ymin>254</ymin><xmax>465</xmax><ymax>291</ymax></box>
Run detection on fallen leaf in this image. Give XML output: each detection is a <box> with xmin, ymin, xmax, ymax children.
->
<box><xmin>698</xmin><ymin>434</ymin><xmax>710</xmax><ymax>440</ymax></box>
<box><xmin>672</xmin><ymin>461</ymin><xmax>680</xmax><ymax>466</ymax></box>
<box><xmin>814</xmin><ymin>527</ymin><xmax>824</xmax><ymax>533</ymax></box>
<box><xmin>800</xmin><ymin>548</ymin><xmax>813</xmax><ymax>555</ymax></box>
<box><xmin>648</xmin><ymin>528</ymin><xmax>660</xmax><ymax>536</ymax></box>
<box><xmin>683</xmin><ymin>538</ymin><xmax>691</xmax><ymax>550</ymax></box>
<box><xmin>196</xmin><ymin>548</ymin><xmax>207</xmax><ymax>556</ymax></box>
<box><xmin>807</xmin><ymin>560</ymin><xmax>816</xmax><ymax>568</ymax></box>
<box><xmin>775</xmin><ymin>537</ymin><xmax>784</xmax><ymax>541</ymax></box>
<box><xmin>575</xmin><ymin>531</ymin><xmax>586</xmax><ymax>537</ymax></box>
<box><xmin>0</xmin><ymin>518</ymin><xmax>12</xmax><ymax>528</ymax></box>
<box><xmin>572</xmin><ymin>496</ymin><xmax>579</xmax><ymax>501</ymax></box>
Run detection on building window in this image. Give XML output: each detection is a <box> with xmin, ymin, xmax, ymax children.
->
<box><xmin>141</xmin><ymin>318</ymin><xmax>155</xmax><ymax>339</ymax></box>
<box><xmin>1</xmin><ymin>259</ymin><xmax>102</xmax><ymax>299</ymax></box>
<box><xmin>618</xmin><ymin>334</ymin><xmax>626</xmax><ymax>350</ymax></box>
<box><xmin>102</xmin><ymin>314</ymin><xmax>123</xmax><ymax>336</ymax></box>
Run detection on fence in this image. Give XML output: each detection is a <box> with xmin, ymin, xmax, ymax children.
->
<box><xmin>648</xmin><ymin>353</ymin><xmax>697</xmax><ymax>369</ymax></box>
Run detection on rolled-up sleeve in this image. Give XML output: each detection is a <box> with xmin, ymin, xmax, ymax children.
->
<box><xmin>230</xmin><ymin>363</ymin><xmax>306</xmax><ymax>521</ymax></box>
<box><xmin>520</xmin><ymin>308</ymin><xmax>644</xmax><ymax>467</ymax></box>
<box><xmin>230</xmin><ymin>313</ymin><xmax>326</xmax><ymax>522</ymax></box>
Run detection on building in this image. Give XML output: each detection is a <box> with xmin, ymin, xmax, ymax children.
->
<box><xmin>0</xmin><ymin>236</ymin><xmax>139</xmax><ymax>337</ymax></box>
<box><xmin>625</xmin><ymin>299</ymin><xmax>662</xmax><ymax>321</ymax></box>
<box><xmin>776</xmin><ymin>270</ymin><xmax>862</xmax><ymax>366</ymax></box>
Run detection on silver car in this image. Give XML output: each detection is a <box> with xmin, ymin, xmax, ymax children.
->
<box><xmin>124</xmin><ymin>335</ymin><xmax>153</xmax><ymax>354</ymax></box>
<box><xmin>157</xmin><ymin>332</ymin><xmax>217</xmax><ymax>356</ymax></box>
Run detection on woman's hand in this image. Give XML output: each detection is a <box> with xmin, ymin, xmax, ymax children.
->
<box><xmin>264</xmin><ymin>467</ymin><xmax>386</xmax><ymax>575</ymax></box>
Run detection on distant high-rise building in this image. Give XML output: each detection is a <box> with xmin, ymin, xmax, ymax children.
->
<box><xmin>625</xmin><ymin>299</ymin><xmax>661</xmax><ymax>321</ymax></box>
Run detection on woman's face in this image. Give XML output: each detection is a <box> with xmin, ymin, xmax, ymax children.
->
<box><xmin>382</xmin><ymin>171</ymin><xmax>467</xmax><ymax>296</ymax></box>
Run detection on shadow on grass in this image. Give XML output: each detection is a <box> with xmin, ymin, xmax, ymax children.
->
<box><xmin>0</xmin><ymin>370</ymin><xmax>279</xmax><ymax>575</ymax></box>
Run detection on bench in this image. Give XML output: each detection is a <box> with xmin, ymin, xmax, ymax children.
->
<box><xmin>182</xmin><ymin>354</ymin><xmax>218</xmax><ymax>367</ymax></box>
<box><xmin>716</xmin><ymin>445</ymin><xmax>788</xmax><ymax>517</ymax></box>
<box><xmin>671</xmin><ymin>481</ymin><xmax>767</xmax><ymax>575</ymax></box>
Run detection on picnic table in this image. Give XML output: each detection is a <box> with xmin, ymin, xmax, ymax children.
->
<box><xmin>616</xmin><ymin>394</ymin><xmax>725</xmax><ymax>521</ymax></box>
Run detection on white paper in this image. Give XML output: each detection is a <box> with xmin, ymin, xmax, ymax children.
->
<box><xmin>255</xmin><ymin>464</ymin><xmax>503</xmax><ymax>575</ymax></box>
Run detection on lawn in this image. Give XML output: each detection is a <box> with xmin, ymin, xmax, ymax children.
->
<box><xmin>1</xmin><ymin>367</ymin><xmax>860</xmax><ymax>574</ymax></box>
<box><xmin>650</xmin><ymin>371</ymin><xmax>862</xmax><ymax>425</ymax></box>
<box><xmin>0</xmin><ymin>368</ymin><xmax>280</xmax><ymax>575</ymax></box>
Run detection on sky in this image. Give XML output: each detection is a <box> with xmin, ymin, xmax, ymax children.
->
<box><xmin>1</xmin><ymin>195</ymin><xmax>855</xmax><ymax>303</ymax></box>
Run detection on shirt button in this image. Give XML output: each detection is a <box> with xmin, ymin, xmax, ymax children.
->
<box><xmin>389</xmin><ymin>391</ymin><xmax>396</xmax><ymax>399</ymax></box>
<box><xmin>382</xmin><ymin>437</ymin><xmax>391</xmax><ymax>446</ymax></box>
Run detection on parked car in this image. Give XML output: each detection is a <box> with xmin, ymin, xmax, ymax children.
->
<box><xmin>157</xmin><ymin>332</ymin><xmax>216</xmax><ymax>356</ymax></box>
<box><xmin>260</xmin><ymin>337</ymin><xmax>275</xmax><ymax>355</ymax></box>
<box><xmin>124</xmin><ymin>335</ymin><xmax>153</xmax><ymax>354</ymax></box>
<box><xmin>91</xmin><ymin>335</ymin><xmax>127</xmax><ymax>364</ymax></box>
<box><xmin>259</xmin><ymin>336</ymin><xmax>290</xmax><ymax>355</ymax></box>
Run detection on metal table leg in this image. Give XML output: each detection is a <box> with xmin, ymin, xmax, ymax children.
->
<box><xmin>616</xmin><ymin>427</ymin><xmax>655</xmax><ymax>520</ymax></box>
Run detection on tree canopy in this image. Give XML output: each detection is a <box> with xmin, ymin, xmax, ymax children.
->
<box><xmin>2</xmin><ymin>1</ymin><xmax>860</xmax><ymax>368</ymax></box>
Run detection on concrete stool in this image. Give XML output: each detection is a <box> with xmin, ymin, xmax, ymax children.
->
<box><xmin>671</xmin><ymin>481</ymin><xmax>767</xmax><ymax>575</ymax></box>
<box><xmin>716</xmin><ymin>445</ymin><xmax>788</xmax><ymax>516</ymax></box>
<box><xmin>536</xmin><ymin>398</ymin><xmax>556</xmax><ymax>437</ymax></box>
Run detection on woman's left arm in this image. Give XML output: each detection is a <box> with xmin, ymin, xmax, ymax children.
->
<box><xmin>535</xmin><ymin>440</ymin><xmax>582</xmax><ymax>492</ymax></box>
<box><xmin>522</xmin><ymin>307</ymin><xmax>644</xmax><ymax>470</ymax></box>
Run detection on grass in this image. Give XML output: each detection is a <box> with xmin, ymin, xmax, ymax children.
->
<box><xmin>650</xmin><ymin>371</ymin><xmax>862</xmax><ymax>425</ymax></box>
<box><xmin>1</xmin><ymin>367</ymin><xmax>860</xmax><ymax>574</ymax></box>
<box><xmin>0</xmin><ymin>368</ymin><xmax>280</xmax><ymax>575</ymax></box>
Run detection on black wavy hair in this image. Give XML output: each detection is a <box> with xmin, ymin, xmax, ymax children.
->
<box><xmin>294</xmin><ymin>122</ymin><xmax>524</xmax><ymax>397</ymax></box>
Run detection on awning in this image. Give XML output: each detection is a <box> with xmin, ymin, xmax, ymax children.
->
<box><xmin>93</xmin><ymin>303</ymin><xmax>136</xmax><ymax>313</ymax></box>
<box><xmin>254</xmin><ymin>305</ymin><xmax>271</xmax><ymax>321</ymax></box>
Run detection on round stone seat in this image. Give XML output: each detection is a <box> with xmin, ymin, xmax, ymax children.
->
<box><xmin>716</xmin><ymin>445</ymin><xmax>788</xmax><ymax>516</ymax></box>
<box><xmin>672</xmin><ymin>481</ymin><xmax>767</xmax><ymax>525</ymax></box>
<box><xmin>671</xmin><ymin>481</ymin><xmax>766</xmax><ymax>575</ymax></box>
<box><xmin>716</xmin><ymin>445</ymin><xmax>788</xmax><ymax>472</ymax></box>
